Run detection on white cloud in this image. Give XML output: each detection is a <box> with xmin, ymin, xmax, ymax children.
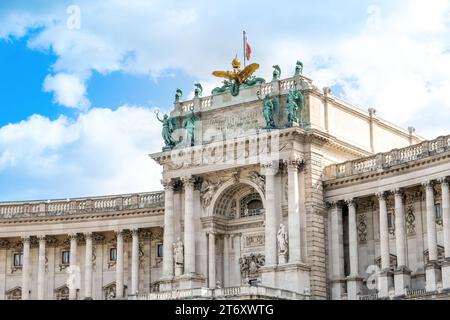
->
<box><xmin>0</xmin><ymin>106</ymin><xmax>163</xmax><ymax>201</ymax></box>
<box><xmin>43</xmin><ymin>73</ymin><xmax>91</xmax><ymax>110</ymax></box>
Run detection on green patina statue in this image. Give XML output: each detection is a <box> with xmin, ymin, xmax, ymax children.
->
<box><xmin>155</xmin><ymin>110</ymin><xmax>177</xmax><ymax>150</ymax></box>
<box><xmin>242</xmin><ymin>76</ymin><xmax>266</xmax><ymax>87</ymax></box>
<box><xmin>183</xmin><ymin>108</ymin><xmax>197</xmax><ymax>147</ymax></box>
<box><xmin>272</xmin><ymin>65</ymin><xmax>281</xmax><ymax>81</ymax></box>
<box><xmin>257</xmin><ymin>91</ymin><xmax>278</xmax><ymax>129</ymax></box>
<box><xmin>295</xmin><ymin>61</ymin><xmax>303</xmax><ymax>76</ymax></box>
<box><xmin>194</xmin><ymin>83</ymin><xmax>203</xmax><ymax>98</ymax></box>
<box><xmin>174</xmin><ymin>88</ymin><xmax>183</xmax><ymax>104</ymax></box>
<box><xmin>286</xmin><ymin>89</ymin><xmax>304</xmax><ymax>127</ymax></box>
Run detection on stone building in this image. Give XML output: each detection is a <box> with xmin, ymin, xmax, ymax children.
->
<box><xmin>0</xmin><ymin>59</ymin><xmax>449</xmax><ymax>300</ymax></box>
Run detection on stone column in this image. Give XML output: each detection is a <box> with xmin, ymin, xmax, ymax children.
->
<box><xmin>424</xmin><ymin>181</ymin><xmax>441</xmax><ymax>292</ymax></box>
<box><xmin>162</xmin><ymin>179</ymin><xmax>175</xmax><ymax>280</ymax></box>
<box><xmin>69</xmin><ymin>233</ymin><xmax>78</xmax><ymax>300</ymax></box>
<box><xmin>22</xmin><ymin>236</ymin><xmax>31</xmax><ymax>300</ymax></box>
<box><xmin>183</xmin><ymin>176</ymin><xmax>196</xmax><ymax>275</ymax></box>
<box><xmin>233</xmin><ymin>234</ymin><xmax>242</xmax><ymax>286</ymax></box>
<box><xmin>377</xmin><ymin>192</ymin><xmax>393</xmax><ymax>298</ymax></box>
<box><xmin>287</xmin><ymin>160</ymin><xmax>302</xmax><ymax>264</ymax></box>
<box><xmin>223</xmin><ymin>235</ymin><xmax>230</xmax><ymax>288</ymax></box>
<box><xmin>84</xmin><ymin>233</ymin><xmax>93</xmax><ymax>299</ymax></box>
<box><xmin>330</xmin><ymin>202</ymin><xmax>345</xmax><ymax>300</ymax></box>
<box><xmin>37</xmin><ymin>236</ymin><xmax>46</xmax><ymax>300</ymax></box>
<box><xmin>131</xmin><ymin>229</ymin><xmax>139</xmax><ymax>295</ymax></box>
<box><xmin>208</xmin><ymin>232</ymin><xmax>216</xmax><ymax>289</ymax></box>
<box><xmin>441</xmin><ymin>178</ymin><xmax>450</xmax><ymax>291</ymax></box>
<box><xmin>346</xmin><ymin>199</ymin><xmax>362</xmax><ymax>300</ymax></box>
<box><xmin>393</xmin><ymin>189</ymin><xmax>411</xmax><ymax>297</ymax></box>
<box><xmin>264</xmin><ymin>164</ymin><xmax>278</xmax><ymax>267</ymax></box>
<box><xmin>115</xmin><ymin>230</ymin><xmax>124</xmax><ymax>299</ymax></box>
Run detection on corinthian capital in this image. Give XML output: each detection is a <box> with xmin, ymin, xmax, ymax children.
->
<box><xmin>181</xmin><ymin>176</ymin><xmax>196</xmax><ymax>188</ymax></box>
<box><xmin>376</xmin><ymin>192</ymin><xmax>387</xmax><ymax>201</ymax></box>
<box><xmin>422</xmin><ymin>181</ymin><xmax>434</xmax><ymax>191</ymax></box>
<box><xmin>439</xmin><ymin>177</ymin><xmax>449</xmax><ymax>187</ymax></box>
<box><xmin>345</xmin><ymin>198</ymin><xmax>356</xmax><ymax>208</ymax></box>
<box><xmin>161</xmin><ymin>179</ymin><xmax>175</xmax><ymax>191</ymax></box>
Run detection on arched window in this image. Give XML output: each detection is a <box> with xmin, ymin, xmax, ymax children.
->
<box><xmin>240</xmin><ymin>193</ymin><xmax>263</xmax><ymax>218</ymax></box>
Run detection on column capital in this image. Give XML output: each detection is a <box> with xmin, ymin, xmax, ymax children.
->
<box><xmin>422</xmin><ymin>180</ymin><xmax>435</xmax><ymax>191</ymax></box>
<box><xmin>392</xmin><ymin>188</ymin><xmax>404</xmax><ymax>198</ymax></box>
<box><xmin>37</xmin><ymin>235</ymin><xmax>46</xmax><ymax>242</ymax></box>
<box><xmin>161</xmin><ymin>178</ymin><xmax>175</xmax><ymax>191</ymax></box>
<box><xmin>131</xmin><ymin>229</ymin><xmax>140</xmax><ymax>237</ymax></box>
<box><xmin>376</xmin><ymin>192</ymin><xmax>387</xmax><ymax>201</ymax></box>
<box><xmin>326</xmin><ymin>200</ymin><xmax>339</xmax><ymax>209</ymax></box>
<box><xmin>344</xmin><ymin>198</ymin><xmax>356</xmax><ymax>207</ymax></box>
<box><xmin>85</xmin><ymin>232</ymin><xmax>93</xmax><ymax>240</ymax></box>
<box><xmin>115</xmin><ymin>229</ymin><xmax>125</xmax><ymax>237</ymax></box>
<box><xmin>223</xmin><ymin>234</ymin><xmax>230</xmax><ymax>239</ymax></box>
<box><xmin>68</xmin><ymin>233</ymin><xmax>78</xmax><ymax>241</ymax></box>
<box><xmin>439</xmin><ymin>177</ymin><xmax>449</xmax><ymax>187</ymax></box>
<box><xmin>22</xmin><ymin>236</ymin><xmax>31</xmax><ymax>243</ymax></box>
<box><xmin>181</xmin><ymin>175</ymin><xmax>196</xmax><ymax>188</ymax></box>
<box><xmin>284</xmin><ymin>158</ymin><xmax>304</xmax><ymax>172</ymax></box>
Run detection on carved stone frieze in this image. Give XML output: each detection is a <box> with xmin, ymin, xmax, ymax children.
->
<box><xmin>239</xmin><ymin>253</ymin><xmax>265</xmax><ymax>279</ymax></box>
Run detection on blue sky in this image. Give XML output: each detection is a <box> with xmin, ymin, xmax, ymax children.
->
<box><xmin>1</xmin><ymin>0</ymin><xmax>450</xmax><ymax>201</ymax></box>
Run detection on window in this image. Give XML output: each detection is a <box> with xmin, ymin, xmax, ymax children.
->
<box><xmin>109</xmin><ymin>248</ymin><xmax>117</xmax><ymax>262</ymax></box>
<box><xmin>61</xmin><ymin>251</ymin><xmax>70</xmax><ymax>265</ymax></box>
<box><xmin>13</xmin><ymin>253</ymin><xmax>23</xmax><ymax>267</ymax></box>
<box><xmin>157</xmin><ymin>244</ymin><xmax>163</xmax><ymax>258</ymax></box>
<box><xmin>435</xmin><ymin>203</ymin><xmax>443</xmax><ymax>220</ymax></box>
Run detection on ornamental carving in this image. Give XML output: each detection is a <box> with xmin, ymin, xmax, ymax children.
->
<box><xmin>406</xmin><ymin>206</ymin><xmax>416</xmax><ymax>236</ymax></box>
<box><xmin>200</xmin><ymin>179</ymin><xmax>220</xmax><ymax>209</ymax></box>
<box><xmin>239</xmin><ymin>253</ymin><xmax>265</xmax><ymax>279</ymax></box>
<box><xmin>357</xmin><ymin>213</ymin><xmax>368</xmax><ymax>244</ymax></box>
<box><xmin>243</xmin><ymin>234</ymin><xmax>265</xmax><ymax>248</ymax></box>
<box><xmin>248</xmin><ymin>171</ymin><xmax>265</xmax><ymax>194</ymax></box>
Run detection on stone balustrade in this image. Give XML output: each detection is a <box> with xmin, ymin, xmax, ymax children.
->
<box><xmin>173</xmin><ymin>75</ymin><xmax>314</xmax><ymax>115</ymax></box>
<box><xmin>324</xmin><ymin>135</ymin><xmax>450</xmax><ymax>180</ymax></box>
<box><xmin>0</xmin><ymin>191</ymin><xmax>164</xmax><ymax>220</ymax></box>
<box><xmin>135</xmin><ymin>286</ymin><xmax>309</xmax><ymax>300</ymax></box>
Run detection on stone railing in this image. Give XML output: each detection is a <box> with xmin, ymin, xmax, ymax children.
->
<box><xmin>324</xmin><ymin>135</ymin><xmax>450</xmax><ymax>180</ymax></box>
<box><xmin>0</xmin><ymin>191</ymin><xmax>164</xmax><ymax>220</ymax></box>
<box><xmin>173</xmin><ymin>75</ymin><xmax>314</xmax><ymax>115</ymax></box>
<box><xmin>358</xmin><ymin>293</ymin><xmax>379</xmax><ymax>300</ymax></box>
<box><xmin>136</xmin><ymin>286</ymin><xmax>309</xmax><ymax>300</ymax></box>
<box><xmin>406</xmin><ymin>288</ymin><xmax>427</xmax><ymax>298</ymax></box>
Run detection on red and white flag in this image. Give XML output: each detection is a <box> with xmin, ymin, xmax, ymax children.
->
<box><xmin>244</xmin><ymin>31</ymin><xmax>252</xmax><ymax>61</ymax></box>
<box><xmin>246</xmin><ymin>41</ymin><xmax>252</xmax><ymax>61</ymax></box>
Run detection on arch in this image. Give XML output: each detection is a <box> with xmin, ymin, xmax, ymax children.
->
<box><xmin>207</xmin><ymin>178</ymin><xmax>266</xmax><ymax>217</ymax></box>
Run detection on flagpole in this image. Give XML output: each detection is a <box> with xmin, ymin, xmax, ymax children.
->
<box><xmin>243</xmin><ymin>30</ymin><xmax>246</xmax><ymax>68</ymax></box>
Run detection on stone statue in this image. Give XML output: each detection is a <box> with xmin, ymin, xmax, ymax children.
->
<box><xmin>277</xmin><ymin>224</ymin><xmax>288</xmax><ymax>255</ymax></box>
<box><xmin>212</xmin><ymin>80</ymin><xmax>231</xmax><ymax>95</ymax></box>
<box><xmin>174</xmin><ymin>88</ymin><xmax>183</xmax><ymax>104</ymax></box>
<box><xmin>257</xmin><ymin>91</ymin><xmax>278</xmax><ymax>129</ymax></box>
<box><xmin>194</xmin><ymin>83</ymin><xmax>203</xmax><ymax>98</ymax></box>
<box><xmin>200</xmin><ymin>180</ymin><xmax>218</xmax><ymax>209</ymax></box>
<box><xmin>173</xmin><ymin>237</ymin><xmax>184</xmax><ymax>269</ymax></box>
<box><xmin>286</xmin><ymin>89</ymin><xmax>299</xmax><ymax>126</ymax></box>
<box><xmin>155</xmin><ymin>110</ymin><xmax>177</xmax><ymax>149</ymax></box>
<box><xmin>183</xmin><ymin>108</ymin><xmax>197</xmax><ymax>147</ymax></box>
<box><xmin>272</xmin><ymin>65</ymin><xmax>281</xmax><ymax>81</ymax></box>
<box><xmin>295</xmin><ymin>60</ymin><xmax>303</xmax><ymax>75</ymax></box>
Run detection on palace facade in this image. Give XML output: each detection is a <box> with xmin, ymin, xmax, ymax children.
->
<box><xmin>0</xmin><ymin>61</ymin><xmax>449</xmax><ymax>300</ymax></box>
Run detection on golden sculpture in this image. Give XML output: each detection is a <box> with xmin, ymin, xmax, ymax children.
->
<box><xmin>212</xmin><ymin>57</ymin><xmax>260</xmax><ymax>85</ymax></box>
